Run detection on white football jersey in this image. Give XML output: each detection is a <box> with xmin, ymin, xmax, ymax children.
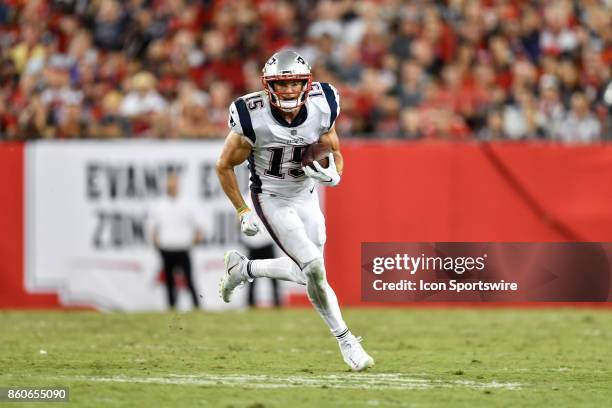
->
<box><xmin>228</xmin><ymin>82</ymin><xmax>340</xmax><ymax>196</ymax></box>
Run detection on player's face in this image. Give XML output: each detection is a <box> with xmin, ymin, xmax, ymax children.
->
<box><xmin>272</xmin><ymin>80</ymin><xmax>304</xmax><ymax>100</ymax></box>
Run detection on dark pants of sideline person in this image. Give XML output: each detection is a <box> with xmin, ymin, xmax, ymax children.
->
<box><xmin>160</xmin><ymin>249</ymin><xmax>200</xmax><ymax>309</ymax></box>
<box><xmin>247</xmin><ymin>244</ymin><xmax>281</xmax><ymax>308</ymax></box>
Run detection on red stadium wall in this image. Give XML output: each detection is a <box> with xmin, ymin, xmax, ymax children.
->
<box><xmin>0</xmin><ymin>143</ymin><xmax>59</xmax><ymax>308</ymax></box>
<box><xmin>323</xmin><ymin>141</ymin><xmax>612</xmax><ymax>305</ymax></box>
<box><xmin>2</xmin><ymin>141</ymin><xmax>612</xmax><ymax>308</ymax></box>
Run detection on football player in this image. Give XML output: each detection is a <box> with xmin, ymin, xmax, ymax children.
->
<box><xmin>216</xmin><ymin>50</ymin><xmax>374</xmax><ymax>371</ymax></box>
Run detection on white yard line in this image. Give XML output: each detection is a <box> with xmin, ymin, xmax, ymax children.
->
<box><xmin>63</xmin><ymin>373</ymin><xmax>522</xmax><ymax>390</ymax></box>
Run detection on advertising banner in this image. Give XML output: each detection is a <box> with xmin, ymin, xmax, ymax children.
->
<box><xmin>25</xmin><ymin>140</ymin><xmax>301</xmax><ymax>311</ymax></box>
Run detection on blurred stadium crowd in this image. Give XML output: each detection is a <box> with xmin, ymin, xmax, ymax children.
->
<box><xmin>0</xmin><ymin>0</ymin><xmax>610</xmax><ymax>141</ymax></box>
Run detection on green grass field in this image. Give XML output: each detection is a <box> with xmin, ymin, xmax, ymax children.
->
<box><xmin>1</xmin><ymin>308</ymin><xmax>611</xmax><ymax>407</ymax></box>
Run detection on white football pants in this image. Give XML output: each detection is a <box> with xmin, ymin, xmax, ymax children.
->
<box><xmin>250</xmin><ymin>188</ymin><xmax>348</xmax><ymax>337</ymax></box>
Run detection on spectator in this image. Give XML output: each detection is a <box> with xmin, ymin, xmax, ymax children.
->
<box><xmin>9</xmin><ymin>24</ymin><xmax>45</xmax><ymax>74</ymax></box>
<box><xmin>89</xmin><ymin>91</ymin><xmax>130</xmax><ymax>139</ymax></box>
<box><xmin>206</xmin><ymin>81</ymin><xmax>233</xmax><ymax>134</ymax></box>
<box><xmin>558</xmin><ymin>58</ymin><xmax>583</xmax><ymax>107</ymax></box>
<box><xmin>537</xmin><ymin>75</ymin><xmax>565</xmax><ymax>138</ymax></box>
<box><xmin>41</xmin><ymin>56</ymin><xmax>84</xmax><ymax>130</ymax></box>
<box><xmin>56</xmin><ymin>100</ymin><xmax>86</xmax><ymax>139</ymax></box>
<box><xmin>93</xmin><ymin>0</ymin><xmax>127</xmax><ymax>51</ymax></box>
<box><xmin>540</xmin><ymin>2</ymin><xmax>579</xmax><ymax>57</ymax></box>
<box><xmin>17</xmin><ymin>91</ymin><xmax>50</xmax><ymax>139</ymax></box>
<box><xmin>555</xmin><ymin>92</ymin><xmax>602</xmax><ymax>143</ymax></box>
<box><xmin>503</xmin><ymin>88</ymin><xmax>544</xmax><ymax>140</ymax></box>
<box><xmin>389</xmin><ymin>12</ymin><xmax>419</xmax><ymax>61</ymax></box>
<box><xmin>396</xmin><ymin>59</ymin><xmax>426</xmax><ymax>108</ymax></box>
<box><xmin>399</xmin><ymin>108</ymin><xmax>423</xmax><ymax>139</ymax></box>
<box><xmin>336</xmin><ymin>45</ymin><xmax>364</xmax><ymax>84</ymax></box>
<box><xmin>120</xmin><ymin>71</ymin><xmax>167</xmax><ymax>117</ymax></box>
<box><xmin>170</xmin><ymin>81</ymin><xmax>217</xmax><ymax>138</ymax></box>
<box><xmin>119</xmin><ymin>71</ymin><xmax>168</xmax><ymax>137</ymax></box>
<box><xmin>0</xmin><ymin>0</ymin><xmax>609</xmax><ymax>140</ymax></box>
<box><xmin>478</xmin><ymin>108</ymin><xmax>506</xmax><ymax>141</ymax></box>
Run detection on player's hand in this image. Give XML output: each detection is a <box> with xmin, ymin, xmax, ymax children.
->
<box><xmin>239</xmin><ymin>209</ymin><xmax>260</xmax><ymax>236</ymax></box>
<box><xmin>303</xmin><ymin>153</ymin><xmax>341</xmax><ymax>187</ymax></box>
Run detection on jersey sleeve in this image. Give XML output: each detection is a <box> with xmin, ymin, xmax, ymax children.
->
<box><xmin>228</xmin><ymin>101</ymin><xmax>244</xmax><ymax>135</ymax></box>
<box><xmin>319</xmin><ymin>82</ymin><xmax>340</xmax><ymax>131</ymax></box>
<box><xmin>228</xmin><ymin>99</ymin><xmax>256</xmax><ymax>145</ymax></box>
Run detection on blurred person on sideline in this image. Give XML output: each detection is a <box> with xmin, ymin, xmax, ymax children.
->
<box><xmin>151</xmin><ymin>171</ymin><xmax>203</xmax><ymax>310</ymax></box>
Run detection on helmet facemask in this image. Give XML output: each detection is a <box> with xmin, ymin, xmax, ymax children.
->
<box><xmin>262</xmin><ymin>74</ymin><xmax>313</xmax><ymax>112</ymax></box>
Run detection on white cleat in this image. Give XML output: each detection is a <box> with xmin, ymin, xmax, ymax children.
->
<box><xmin>339</xmin><ymin>335</ymin><xmax>375</xmax><ymax>372</ymax></box>
<box><xmin>220</xmin><ymin>250</ymin><xmax>248</xmax><ymax>303</ymax></box>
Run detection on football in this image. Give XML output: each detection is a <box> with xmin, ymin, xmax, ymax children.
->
<box><xmin>301</xmin><ymin>143</ymin><xmax>331</xmax><ymax>170</ymax></box>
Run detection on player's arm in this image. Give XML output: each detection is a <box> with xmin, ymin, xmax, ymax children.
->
<box><xmin>216</xmin><ymin>130</ymin><xmax>260</xmax><ymax>236</ymax></box>
<box><xmin>319</xmin><ymin>126</ymin><xmax>343</xmax><ymax>176</ymax></box>
<box><xmin>216</xmin><ymin>130</ymin><xmax>252</xmax><ymax>211</ymax></box>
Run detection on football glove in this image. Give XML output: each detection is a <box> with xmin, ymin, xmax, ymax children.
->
<box><xmin>239</xmin><ymin>208</ymin><xmax>260</xmax><ymax>236</ymax></box>
<box><xmin>303</xmin><ymin>153</ymin><xmax>341</xmax><ymax>187</ymax></box>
